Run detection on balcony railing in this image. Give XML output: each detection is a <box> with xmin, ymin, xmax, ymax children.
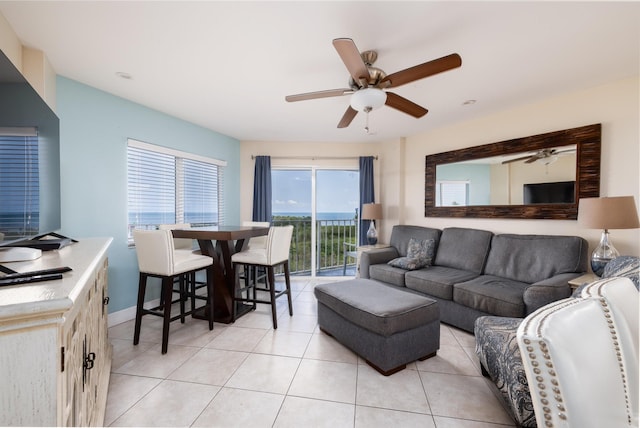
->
<box><xmin>272</xmin><ymin>216</ymin><xmax>358</xmax><ymax>276</ymax></box>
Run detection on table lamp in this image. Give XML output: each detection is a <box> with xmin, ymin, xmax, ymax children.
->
<box><xmin>361</xmin><ymin>203</ymin><xmax>383</xmax><ymax>245</ymax></box>
<box><xmin>578</xmin><ymin>196</ymin><xmax>640</xmax><ymax>276</ymax></box>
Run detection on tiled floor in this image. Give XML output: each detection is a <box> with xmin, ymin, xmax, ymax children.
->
<box><xmin>106</xmin><ymin>277</ymin><xmax>517</xmax><ymax>427</ymax></box>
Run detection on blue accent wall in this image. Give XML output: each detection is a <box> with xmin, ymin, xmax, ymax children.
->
<box><xmin>56</xmin><ymin>76</ymin><xmax>241</xmax><ymax>313</ymax></box>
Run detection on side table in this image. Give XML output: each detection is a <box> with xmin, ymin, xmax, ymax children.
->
<box><xmin>568</xmin><ymin>273</ymin><xmax>599</xmax><ymax>290</ymax></box>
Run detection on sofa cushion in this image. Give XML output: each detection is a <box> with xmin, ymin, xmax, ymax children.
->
<box><xmin>454</xmin><ymin>275</ymin><xmax>530</xmax><ymax>318</ymax></box>
<box><xmin>405</xmin><ymin>266</ymin><xmax>480</xmax><ymax>300</ymax></box>
<box><xmin>434</xmin><ymin>227</ymin><xmax>493</xmax><ymax>273</ymax></box>
<box><xmin>388</xmin><ymin>238</ymin><xmax>436</xmax><ymax>270</ymax></box>
<box><xmin>389</xmin><ymin>225</ymin><xmax>441</xmax><ymax>257</ymax></box>
<box><xmin>369</xmin><ymin>264</ymin><xmax>408</xmax><ymax>287</ymax></box>
<box><xmin>484</xmin><ymin>234</ymin><xmax>588</xmax><ymax>284</ymax></box>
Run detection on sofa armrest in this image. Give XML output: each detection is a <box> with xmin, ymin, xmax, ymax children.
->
<box><xmin>359</xmin><ymin>247</ymin><xmax>399</xmax><ymax>279</ymax></box>
<box><xmin>523</xmin><ymin>273</ymin><xmax>578</xmax><ymax>314</ymax></box>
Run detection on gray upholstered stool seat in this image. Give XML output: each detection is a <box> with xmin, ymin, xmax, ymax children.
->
<box><xmin>314</xmin><ymin>278</ymin><xmax>440</xmax><ymax>375</ymax></box>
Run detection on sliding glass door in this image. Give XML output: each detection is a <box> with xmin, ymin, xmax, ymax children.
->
<box><xmin>272</xmin><ymin>167</ymin><xmax>359</xmax><ymax>276</ymax></box>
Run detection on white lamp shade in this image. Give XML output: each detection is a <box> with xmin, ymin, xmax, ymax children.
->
<box><xmin>350</xmin><ymin>88</ymin><xmax>387</xmax><ymax>112</ymax></box>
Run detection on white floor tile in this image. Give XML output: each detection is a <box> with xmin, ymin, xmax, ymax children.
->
<box><xmin>288</xmin><ymin>359</ymin><xmax>357</xmax><ymax>403</ymax></box>
<box><xmin>252</xmin><ymin>329</ymin><xmax>312</xmax><ymax>357</ymax></box>
<box><xmin>167</xmin><ymin>347</ymin><xmax>249</xmax><ymax>386</ymax></box>
<box><xmin>224</xmin><ymin>353</ymin><xmax>301</xmax><ymax>394</ymax></box>
<box><xmin>109</xmin><ymin>379</ymin><xmax>219</xmax><ymax>427</ymax></box>
<box><xmin>273</xmin><ymin>396</ymin><xmax>355</xmax><ymax>428</ymax></box>
<box><xmin>192</xmin><ymin>387</ymin><xmax>284</xmax><ymax>427</ymax></box>
<box><xmin>205</xmin><ymin>326</ymin><xmax>268</xmax><ymax>352</ymax></box>
<box><xmin>356</xmin><ymin>364</ymin><xmax>430</xmax><ymax>414</ymax></box>
<box><xmin>104</xmin><ymin>373</ymin><xmax>161</xmax><ymax>426</ymax></box>
<box><xmin>421</xmin><ymin>371</ymin><xmax>514</xmax><ymax>425</ymax></box>
<box><xmin>355</xmin><ymin>406</ymin><xmax>437</xmax><ymax>428</ymax></box>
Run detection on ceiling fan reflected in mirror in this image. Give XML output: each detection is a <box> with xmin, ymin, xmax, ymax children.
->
<box><xmin>501</xmin><ymin>147</ymin><xmax>577</xmax><ymax>165</ymax></box>
<box><xmin>285</xmin><ymin>38</ymin><xmax>462</xmax><ymax>129</ymax></box>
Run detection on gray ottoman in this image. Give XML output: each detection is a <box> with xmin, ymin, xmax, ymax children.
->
<box><xmin>314</xmin><ymin>278</ymin><xmax>440</xmax><ymax>375</ymax></box>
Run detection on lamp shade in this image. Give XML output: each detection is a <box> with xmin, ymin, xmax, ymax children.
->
<box><xmin>361</xmin><ymin>203</ymin><xmax>383</xmax><ymax>220</ymax></box>
<box><xmin>578</xmin><ymin>196</ymin><xmax>640</xmax><ymax>229</ymax></box>
<box><xmin>350</xmin><ymin>88</ymin><xmax>387</xmax><ymax>112</ymax></box>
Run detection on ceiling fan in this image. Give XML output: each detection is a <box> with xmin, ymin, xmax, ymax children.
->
<box><xmin>501</xmin><ymin>148</ymin><xmax>577</xmax><ymax>165</ymax></box>
<box><xmin>285</xmin><ymin>38</ymin><xmax>462</xmax><ymax>129</ymax></box>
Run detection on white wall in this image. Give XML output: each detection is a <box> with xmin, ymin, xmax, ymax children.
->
<box><xmin>389</xmin><ymin>76</ymin><xmax>639</xmax><ymax>258</ymax></box>
<box><xmin>241</xmin><ymin>76</ymin><xmax>640</xmax><ymax>263</ymax></box>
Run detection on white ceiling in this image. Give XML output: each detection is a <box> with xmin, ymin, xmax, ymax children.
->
<box><xmin>1</xmin><ymin>1</ymin><xmax>638</xmax><ymax>144</ymax></box>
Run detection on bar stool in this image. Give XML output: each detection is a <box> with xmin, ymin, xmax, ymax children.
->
<box><xmin>240</xmin><ymin>221</ymin><xmax>270</xmax><ymax>287</ymax></box>
<box><xmin>158</xmin><ymin>223</ymin><xmax>205</xmax><ymax>312</ymax></box>
<box><xmin>133</xmin><ymin>229</ymin><xmax>214</xmax><ymax>354</ymax></box>
<box><xmin>231</xmin><ymin>225</ymin><xmax>294</xmax><ymax>329</ymax></box>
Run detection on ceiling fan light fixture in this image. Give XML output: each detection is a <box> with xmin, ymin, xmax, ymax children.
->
<box><xmin>350</xmin><ymin>88</ymin><xmax>387</xmax><ymax>112</ymax></box>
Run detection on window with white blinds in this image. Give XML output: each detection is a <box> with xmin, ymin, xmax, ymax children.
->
<box><xmin>436</xmin><ymin>180</ymin><xmax>469</xmax><ymax>206</ymax></box>
<box><xmin>0</xmin><ymin>128</ymin><xmax>39</xmax><ymax>240</ymax></box>
<box><xmin>127</xmin><ymin>139</ymin><xmax>225</xmax><ymax>245</ymax></box>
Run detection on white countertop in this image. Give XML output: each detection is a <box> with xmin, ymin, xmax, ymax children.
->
<box><xmin>0</xmin><ymin>237</ymin><xmax>112</xmax><ymax>320</ymax></box>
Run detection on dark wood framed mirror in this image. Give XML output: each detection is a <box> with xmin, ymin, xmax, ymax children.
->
<box><xmin>425</xmin><ymin>124</ymin><xmax>601</xmax><ymax>219</ymax></box>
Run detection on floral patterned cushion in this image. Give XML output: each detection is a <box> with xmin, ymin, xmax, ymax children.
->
<box><xmin>475</xmin><ymin>316</ymin><xmax>537</xmax><ymax>427</ymax></box>
<box><xmin>388</xmin><ymin>238</ymin><xmax>435</xmax><ymax>270</ymax></box>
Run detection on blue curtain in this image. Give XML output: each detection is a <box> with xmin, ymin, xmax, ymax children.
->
<box><xmin>359</xmin><ymin>156</ymin><xmax>375</xmax><ymax>245</ymax></box>
<box><xmin>252</xmin><ymin>156</ymin><xmax>272</xmax><ymax>223</ymax></box>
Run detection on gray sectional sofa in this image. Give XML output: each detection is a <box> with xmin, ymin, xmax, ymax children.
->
<box><xmin>359</xmin><ymin>225</ymin><xmax>589</xmax><ymax>332</ymax></box>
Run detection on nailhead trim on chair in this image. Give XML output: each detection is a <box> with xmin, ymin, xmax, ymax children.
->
<box><xmin>597</xmin><ymin>297</ymin><xmax>633</xmax><ymax>426</ymax></box>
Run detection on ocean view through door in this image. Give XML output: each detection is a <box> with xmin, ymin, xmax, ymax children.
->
<box><xmin>272</xmin><ymin>168</ymin><xmax>359</xmax><ymax>276</ymax></box>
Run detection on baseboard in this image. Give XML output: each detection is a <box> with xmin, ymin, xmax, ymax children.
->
<box><xmin>107</xmin><ymin>298</ymin><xmax>160</xmax><ymax>327</ymax></box>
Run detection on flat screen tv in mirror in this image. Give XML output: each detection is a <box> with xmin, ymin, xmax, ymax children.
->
<box><xmin>523</xmin><ymin>181</ymin><xmax>575</xmax><ymax>204</ymax></box>
<box><xmin>0</xmin><ymin>50</ymin><xmax>61</xmax><ymax>252</ymax></box>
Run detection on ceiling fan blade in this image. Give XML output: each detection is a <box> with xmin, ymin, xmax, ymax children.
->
<box><xmin>333</xmin><ymin>38</ymin><xmax>370</xmax><ymax>87</ymax></box>
<box><xmin>502</xmin><ymin>155</ymin><xmax>534</xmax><ymax>164</ymax></box>
<box><xmin>285</xmin><ymin>88</ymin><xmax>353</xmax><ymax>102</ymax></box>
<box><xmin>524</xmin><ymin>156</ymin><xmax>541</xmax><ymax>164</ymax></box>
<box><xmin>337</xmin><ymin>106</ymin><xmax>358</xmax><ymax>128</ymax></box>
<box><xmin>385</xmin><ymin>92</ymin><xmax>428</xmax><ymax>118</ymax></box>
<box><xmin>380</xmin><ymin>53</ymin><xmax>462</xmax><ymax>88</ymax></box>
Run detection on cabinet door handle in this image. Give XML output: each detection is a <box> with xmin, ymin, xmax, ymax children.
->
<box><xmin>103</xmin><ymin>296</ymin><xmax>110</xmax><ymax>305</ymax></box>
<box><xmin>84</xmin><ymin>352</ymin><xmax>96</xmax><ymax>371</ymax></box>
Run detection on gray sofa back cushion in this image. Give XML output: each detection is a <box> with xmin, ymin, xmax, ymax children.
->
<box><xmin>484</xmin><ymin>234</ymin><xmax>589</xmax><ymax>283</ymax></box>
<box><xmin>434</xmin><ymin>227</ymin><xmax>493</xmax><ymax>273</ymax></box>
<box><xmin>389</xmin><ymin>225</ymin><xmax>441</xmax><ymax>257</ymax></box>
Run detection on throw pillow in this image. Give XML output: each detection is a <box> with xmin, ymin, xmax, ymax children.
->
<box><xmin>388</xmin><ymin>238</ymin><xmax>435</xmax><ymax>270</ymax></box>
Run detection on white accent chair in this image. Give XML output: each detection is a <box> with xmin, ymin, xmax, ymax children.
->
<box><xmin>517</xmin><ymin>277</ymin><xmax>639</xmax><ymax>427</ymax></box>
<box><xmin>231</xmin><ymin>225</ymin><xmax>294</xmax><ymax>329</ymax></box>
<box><xmin>133</xmin><ymin>229</ymin><xmax>214</xmax><ymax>354</ymax></box>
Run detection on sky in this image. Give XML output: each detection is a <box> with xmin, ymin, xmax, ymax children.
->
<box><xmin>272</xmin><ymin>169</ymin><xmax>359</xmax><ymax>214</ymax></box>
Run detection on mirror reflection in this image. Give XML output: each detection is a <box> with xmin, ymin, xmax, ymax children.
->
<box><xmin>435</xmin><ymin>144</ymin><xmax>577</xmax><ymax>206</ymax></box>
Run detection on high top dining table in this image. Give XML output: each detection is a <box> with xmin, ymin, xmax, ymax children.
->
<box><xmin>172</xmin><ymin>225</ymin><xmax>270</xmax><ymax>323</ymax></box>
